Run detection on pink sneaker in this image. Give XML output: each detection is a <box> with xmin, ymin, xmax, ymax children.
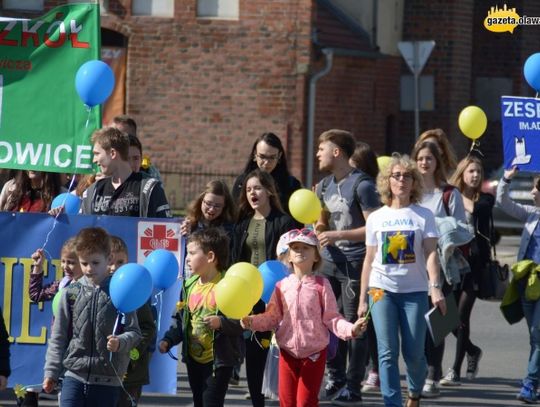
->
<box><xmin>362</xmin><ymin>371</ymin><xmax>380</xmax><ymax>393</ymax></box>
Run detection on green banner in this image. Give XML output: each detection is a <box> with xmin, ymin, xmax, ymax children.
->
<box><xmin>0</xmin><ymin>3</ymin><xmax>100</xmax><ymax>174</ymax></box>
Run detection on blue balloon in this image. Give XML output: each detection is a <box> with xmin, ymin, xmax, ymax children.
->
<box><xmin>144</xmin><ymin>249</ymin><xmax>179</xmax><ymax>291</ymax></box>
<box><xmin>110</xmin><ymin>263</ymin><xmax>153</xmax><ymax>313</ymax></box>
<box><xmin>51</xmin><ymin>192</ymin><xmax>81</xmax><ymax>215</ymax></box>
<box><xmin>524</xmin><ymin>53</ymin><xmax>540</xmax><ymax>92</ymax></box>
<box><xmin>259</xmin><ymin>260</ymin><xmax>289</xmax><ymax>303</ymax></box>
<box><xmin>75</xmin><ymin>60</ymin><xmax>115</xmax><ymax>107</ymax></box>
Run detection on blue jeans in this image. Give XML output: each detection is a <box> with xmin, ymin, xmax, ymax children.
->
<box><xmin>60</xmin><ymin>376</ymin><xmax>120</xmax><ymax>407</ymax></box>
<box><xmin>320</xmin><ymin>259</ymin><xmax>367</xmax><ymax>395</ymax></box>
<box><xmin>371</xmin><ymin>291</ymin><xmax>428</xmax><ymax>407</ymax></box>
<box><xmin>521</xmin><ymin>290</ymin><xmax>540</xmax><ymax>387</ymax></box>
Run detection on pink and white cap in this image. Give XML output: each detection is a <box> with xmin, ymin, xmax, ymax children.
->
<box><xmin>286</xmin><ymin>228</ymin><xmax>319</xmax><ymax>247</ymax></box>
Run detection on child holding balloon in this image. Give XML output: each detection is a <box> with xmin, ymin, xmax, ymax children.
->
<box><xmin>42</xmin><ymin>227</ymin><xmax>142</xmax><ymax>407</ymax></box>
<box><xmin>158</xmin><ymin>228</ymin><xmax>244</xmax><ymax>407</ymax></box>
<box><xmin>241</xmin><ymin>229</ymin><xmax>367</xmax><ymax>407</ymax></box>
<box><xmin>108</xmin><ymin>236</ymin><xmax>156</xmax><ymax>407</ymax></box>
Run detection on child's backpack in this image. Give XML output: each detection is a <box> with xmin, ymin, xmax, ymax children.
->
<box><xmin>275</xmin><ymin>276</ymin><xmax>338</xmax><ymax>360</ymax></box>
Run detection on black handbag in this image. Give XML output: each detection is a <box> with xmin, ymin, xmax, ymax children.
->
<box><xmin>478</xmin><ymin>215</ymin><xmax>509</xmax><ymax>300</ymax></box>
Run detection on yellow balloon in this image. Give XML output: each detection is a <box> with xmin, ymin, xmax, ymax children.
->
<box><xmin>215</xmin><ymin>276</ymin><xmax>253</xmax><ymax>319</ymax></box>
<box><xmin>458</xmin><ymin>106</ymin><xmax>487</xmax><ymax>140</ymax></box>
<box><xmin>288</xmin><ymin>188</ymin><xmax>322</xmax><ymax>225</ymax></box>
<box><xmin>226</xmin><ymin>262</ymin><xmax>263</xmax><ymax>306</ymax></box>
<box><xmin>377</xmin><ymin>155</ymin><xmax>391</xmax><ymax>171</ymax></box>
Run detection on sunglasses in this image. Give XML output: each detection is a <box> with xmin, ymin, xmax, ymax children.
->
<box><xmin>390</xmin><ymin>172</ymin><xmax>413</xmax><ymax>181</ymax></box>
<box><xmin>288</xmin><ymin>228</ymin><xmax>317</xmax><ymax>238</ymax></box>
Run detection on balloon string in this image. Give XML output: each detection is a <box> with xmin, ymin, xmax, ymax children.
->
<box><xmin>39</xmin><ymin>104</ymin><xmax>92</xmax><ymax>253</ymax></box>
<box><xmin>156</xmin><ymin>291</ymin><xmax>163</xmax><ymax>333</ymax></box>
<box><xmin>110</xmin><ymin>312</ymin><xmax>122</xmax><ymax>362</ymax></box>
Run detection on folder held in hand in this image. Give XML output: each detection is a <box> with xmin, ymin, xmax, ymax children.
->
<box><xmin>424</xmin><ymin>293</ymin><xmax>459</xmax><ymax>347</ymax></box>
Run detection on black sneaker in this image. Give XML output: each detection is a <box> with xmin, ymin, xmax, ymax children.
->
<box><xmin>466</xmin><ymin>348</ymin><xmax>483</xmax><ymax>380</ymax></box>
<box><xmin>332</xmin><ymin>388</ymin><xmax>363</xmax><ymax>406</ymax></box>
<box><xmin>21</xmin><ymin>391</ymin><xmax>39</xmax><ymax>407</ymax></box>
<box><xmin>324</xmin><ymin>381</ymin><xmax>345</xmax><ymax>400</ymax></box>
<box><xmin>229</xmin><ymin>370</ymin><xmax>240</xmax><ymax>386</ymax></box>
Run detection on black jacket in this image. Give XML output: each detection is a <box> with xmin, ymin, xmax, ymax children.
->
<box><xmin>0</xmin><ymin>308</ymin><xmax>9</xmax><ymax>378</ymax></box>
<box><xmin>231</xmin><ymin>208</ymin><xmax>296</xmax><ymax>264</ymax></box>
<box><xmin>470</xmin><ymin>192</ymin><xmax>496</xmax><ymax>280</ymax></box>
<box><xmin>161</xmin><ymin>274</ymin><xmax>244</xmax><ymax>368</ymax></box>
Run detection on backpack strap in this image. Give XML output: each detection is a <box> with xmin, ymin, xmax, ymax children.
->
<box><xmin>442</xmin><ymin>185</ymin><xmax>455</xmax><ymax>216</ymax></box>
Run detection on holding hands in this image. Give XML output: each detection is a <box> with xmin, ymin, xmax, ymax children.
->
<box><xmin>240</xmin><ymin>316</ymin><xmax>252</xmax><ymax>330</ymax></box>
<box><xmin>158</xmin><ymin>340</ymin><xmax>170</xmax><ymax>354</ymax></box>
<box><xmin>352</xmin><ymin>317</ymin><xmax>368</xmax><ymax>337</ymax></box>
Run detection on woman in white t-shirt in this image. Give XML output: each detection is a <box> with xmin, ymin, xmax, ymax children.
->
<box><xmin>358</xmin><ymin>153</ymin><xmax>445</xmax><ymax>407</ymax></box>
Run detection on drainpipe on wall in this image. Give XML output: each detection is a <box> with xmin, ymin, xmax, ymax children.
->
<box><xmin>306</xmin><ymin>48</ymin><xmax>334</xmax><ymax>188</ymax></box>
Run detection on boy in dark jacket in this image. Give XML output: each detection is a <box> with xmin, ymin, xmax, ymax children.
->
<box><xmin>159</xmin><ymin>228</ymin><xmax>243</xmax><ymax>407</ymax></box>
<box><xmin>109</xmin><ymin>236</ymin><xmax>156</xmax><ymax>407</ymax></box>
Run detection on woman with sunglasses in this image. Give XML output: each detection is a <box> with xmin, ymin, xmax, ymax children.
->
<box><xmin>242</xmin><ymin>229</ymin><xmax>367</xmax><ymax>407</ymax></box>
<box><xmin>411</xmin><ymin>141</ymin><xmax>467</xmax><ymax>399</ymax></box>
<box><xmin>231</xmin><ymin>169</ymin><xmax>296</xmax><ymax>407</ymax></box>
<box><xmin>358</xmin><ymin>154</ymin><xmax>445</xmax><ymax>407</ymax></box>
<box><xmin>232</xmin><ymin>132</ymin><xmax>301</xmax><ymax>216</ymax></box>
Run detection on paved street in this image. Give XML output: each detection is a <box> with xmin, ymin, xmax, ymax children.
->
<box><xmin>0</xmin><ymin>235</ymin><xmax>529</xmax><ymax>406</ymax></box>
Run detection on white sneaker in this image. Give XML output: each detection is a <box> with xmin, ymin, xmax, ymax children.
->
<box><xmin>361</xmin><ymin>371</ymin><xmax>380</xmax><ymax>393</ymax></box>
<box><xmin>439</xmin><ymin>368</ymin><xmax>461</xmax><ymax>386</ymax></box>
<box><xmin>421</xmin><ymin>380</ymin><xmax>440</xmax><ymax>398</ymax></box>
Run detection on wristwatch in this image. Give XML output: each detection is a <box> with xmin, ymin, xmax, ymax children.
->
<box><xmin>429</xmin><ymin>282</ymin><xmax>441</xmax><ymax>289</ymax></box>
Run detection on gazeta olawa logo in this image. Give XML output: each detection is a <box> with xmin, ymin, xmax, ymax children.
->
<box><xmin>484</xmin><ymin>4</ymin><xmax>540</xmax><ymax>33</ymax></box>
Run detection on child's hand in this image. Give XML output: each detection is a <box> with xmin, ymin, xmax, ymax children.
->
<box><xmin>240</xmin><ymin>316</ymin><xmax>252</xmax><ymax>330</ymax></box>
<box><xmin>106</xmin><ymin>335</ymin><xmax>120</xmax><ymax>352</ymax></box>
<box><xmin>31</xmin><ymin>249</ymin><xmax>44</xmax><ymax>274</ymax></box>
<box><xmin>352</xmin><ymin>317</ymin><xmax>368</xmax><ymax>337</ymax></box>
<box><xmin>43</xmin><ymin>377</ymin><xmax>56</xmax><ymax>393</ymax></box>
<box><xmin>158</xmin><ymin>340</ymin><xmax>170</xmax><ymax>354</ymax></box>
<box><xmin>48</xmin><ymin>206</ymin><xmax>65</xmax><ymax>217</ymax></box>
<box><xmin>203</xmin><ymin>316</ymin><xmax>222</xmax><ymax>330</ymax></box>
<box><xmin>180</xmin><ymin>220</ymin><xmax>191</xmax><ymax>236</ymax></box>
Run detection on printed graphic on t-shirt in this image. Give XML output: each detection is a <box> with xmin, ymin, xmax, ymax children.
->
<box><xmin>382</xmin><ymin>230</ymin><xmax>415</xmax><ymax>264</ymax></box>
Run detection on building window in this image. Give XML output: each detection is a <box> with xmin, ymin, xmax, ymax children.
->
<box><xmin>197</xmin><ymin>0</ymin><xmax>239</xmax><ymax>19</ymax></box>
<box><xmin>3</xmin><ymin>0</ymin><xmax>43</xmax><ymax>11</ymax></box>
<box><xmin>132</xmin><ymin>0</ymin><xmax>174</xmax><ymax>17</ymax></box>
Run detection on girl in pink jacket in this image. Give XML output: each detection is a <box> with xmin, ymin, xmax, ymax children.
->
<box><xmin>241</xmin><ymin>229</ymin><xmax>366</xmax><ymax>407</ymax></box>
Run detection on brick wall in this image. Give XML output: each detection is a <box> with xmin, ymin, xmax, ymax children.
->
<box><xmin>401</xmin><ymin>0</ymin><xmax>475</xmax><ymax>161</ymax></box>
<box><xmin>312</xmin><ymin>54</ymin><xmax>401</xmax><ymax>183</ymax></box>
<box><xmin>99</xmin><ymin>0</ymin><xmax>314</xmax><ymax>188</ymax></box>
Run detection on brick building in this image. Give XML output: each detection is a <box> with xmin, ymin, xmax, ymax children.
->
<box><xmin>1</xmin><ymin>0</ymin><xmax>537</xmax><ymax>210</ymax></box>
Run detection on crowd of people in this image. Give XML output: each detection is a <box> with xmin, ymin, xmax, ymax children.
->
<box><xmin>0</xmin><ymin>117</ymin><xmax>538</xmax><ymax>407</ymax></box>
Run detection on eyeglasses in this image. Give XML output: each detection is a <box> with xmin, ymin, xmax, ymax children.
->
<box><xmin>390</xmin><ymin>172</ymin><xmax>413</xmax><ymax>181</ymax></box>
<box><xmin>255</xmin><ymin>153</ymin><xmax>279</xmax><ymax>162</ymax></box>
<box><xmin>288</xmin><ymin>228</ymin><xmax>317</xmax><ymax>238</ymax></box>
<box><xmin>203</xmin><ymin>200</ymin><xmax>223</xmax><ymax>210</ymax></box>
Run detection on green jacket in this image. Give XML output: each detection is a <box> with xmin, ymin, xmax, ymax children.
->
<box><xmin>123</xmin><ymin>302</ymin><xmax>157</xmax><ymax>386</ymax></box>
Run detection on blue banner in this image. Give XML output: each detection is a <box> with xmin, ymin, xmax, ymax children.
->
<box><xmin>0</xmin><ymin>212</ymin><xmax>183</xmax><ymax>394</ymax></box>
<box><xmin>501</xmin><ymin>95</ymin><xmax>540</xmax><ymax>172</ymax></box>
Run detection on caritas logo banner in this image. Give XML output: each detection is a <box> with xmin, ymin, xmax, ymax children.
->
<box><xmin>137</xmin><ymin>221</ymin><xmax>182</xmax><ymax>265</ymax></box>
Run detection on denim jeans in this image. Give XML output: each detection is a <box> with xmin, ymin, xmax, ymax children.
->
<box><xmin>520</xmin><ymin>288</ymin><xmax>540</xmax><ymax>387</ymax></box>
<box><xmin>371</xmin><ymin>290</ymin><xmax>428</xmax><ymax>407</ymax></box>
<box><xmin>320</xmin><ymin>259</ymin><xmax>367</xmax><ymax>395</ymax></box>
<box><xmin>60</xmin><ymin>376</ymin><xmax>120</xmax><ymax>407</ymax></box>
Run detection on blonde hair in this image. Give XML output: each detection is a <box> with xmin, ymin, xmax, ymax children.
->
<box><xmin>376</xmin><ymin>153</ymin><xmax>424</xmax><ymax>206</ymax></box>
<box><xmin>449</xmin><ymin>155</ymin><xmax>484</xmax><ymax>201</ymax></box>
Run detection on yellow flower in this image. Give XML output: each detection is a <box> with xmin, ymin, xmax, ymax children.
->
<box><xmin>368</xmin><ymin>288</ymin><xmax>384</xmax><ymax>303</ymax></box>
<box><xmin>260</xmin><ymin>338</ymin><xmax>270</xmax><ymax>349</ymax></box>
<box><xmin>176</xmin><ymin>301</ymin><xmax>185</xmax><ymax>312</ymax></box>
<box><xmin>14</xmin><ymin>384</ymin><xmax>26</xmax><ymax>399</ymax></box>
<box><xmin>141</xmin><ymin>155</ymin><xmax>151</xmax><ymax>170</ymax></box>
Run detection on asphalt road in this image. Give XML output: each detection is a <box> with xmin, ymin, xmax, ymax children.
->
<box><xmin>0</xmin><ymin>235</ymin><xmax>529</xmax><ymax>406</ymax></box>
